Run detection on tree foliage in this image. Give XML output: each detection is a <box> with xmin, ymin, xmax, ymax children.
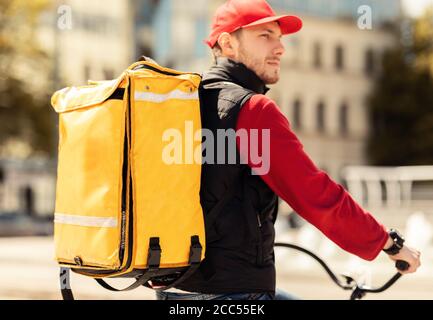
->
<box><xmin>0</xmin><ymin>0</ymin><xmax>55</xmax><ymax>157</ymax></box>
<box><xmin>367</xmin><ymin>11</ymin><xmax>433</xmax><ymax>165</ymax></box>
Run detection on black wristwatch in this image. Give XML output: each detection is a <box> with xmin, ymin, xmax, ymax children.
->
<box><xmin>383</xmin><ymin>229</ymin><xmax>405</xmax><ymax>255</ymax></box>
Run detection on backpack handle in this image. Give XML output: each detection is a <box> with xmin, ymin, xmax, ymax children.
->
<box><xmin>127</xmin><ymin>56</ymin><xmax>159</xmax><ymax>71</ymax></box>
<box><xmin>138</xmin><ymin>56</ymin><xmax>158</xmax><ymax>63</ymax></box>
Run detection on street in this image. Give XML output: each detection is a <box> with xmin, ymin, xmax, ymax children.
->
<box><xmin>0</xmin><ymin>236</ymin><xmax>431</xmax><ymax>300</ymax></box>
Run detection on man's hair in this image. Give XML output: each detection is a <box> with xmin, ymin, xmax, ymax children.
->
<box><xmin>211</xmin><ymin>28</ymin><xmax>243</xmax><ymax>62</ymax></box>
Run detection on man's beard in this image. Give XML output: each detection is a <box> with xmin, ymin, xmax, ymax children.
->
<box><xmin>238</xmin><ymin>47</ymin><xmax>280</xmax><ymax>85</ymax></box>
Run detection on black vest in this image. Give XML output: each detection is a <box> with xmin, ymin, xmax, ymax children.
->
<box><xmin>176</xmin><ymin>58</ymin><xmax>278</xmax><ymax>294</ymax></box>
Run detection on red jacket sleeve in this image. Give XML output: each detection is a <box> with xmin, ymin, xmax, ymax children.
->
<box><xmin>235</xmin><ymin>94</ymin><xmax>389</xmax><ymax>261</ymax></box>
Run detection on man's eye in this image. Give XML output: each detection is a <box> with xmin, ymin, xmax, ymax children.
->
<box><xmin>260</xmin><ymin>34</ymin><xmax>270</xmax><ymax>39</ymax></box>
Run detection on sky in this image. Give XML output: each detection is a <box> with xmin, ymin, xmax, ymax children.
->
<box><xmin>402</xmin><ymin>0</ymin><xmax>433</xmax><ymax>17</ymax></box>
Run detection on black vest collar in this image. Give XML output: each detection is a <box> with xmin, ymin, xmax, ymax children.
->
<box><xmin>202</xmin><ymin>57</ymin><xmax>269</xmax><ymax>95</ymax></box>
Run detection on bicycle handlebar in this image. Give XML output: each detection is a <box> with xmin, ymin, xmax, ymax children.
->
<box><xmin>274</xmin><ymin>242</ymin><xmax>409</xmax><ymax>300</ymax></box>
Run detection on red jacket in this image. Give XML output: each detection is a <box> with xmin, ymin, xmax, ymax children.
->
<box><xmin>236</xmin><ymin>94</ymin><xmax>389</xmax><ymax>261</ymax></box>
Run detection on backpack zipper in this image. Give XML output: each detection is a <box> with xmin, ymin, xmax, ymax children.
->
<box><xmin>122</xmin><ymin>81</ymin><xmax>134</xmax><ymax>272</ymax></box>
<box><xmin>119</xmin><ymin>114</ymin><xmax>128</xmax><ymax>264</ymax></box>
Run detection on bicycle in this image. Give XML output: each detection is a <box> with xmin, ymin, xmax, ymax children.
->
<box><xmin>274</xmin><ymin>242</ymin><xmax>410</xmax><ymax>300</ymax></box>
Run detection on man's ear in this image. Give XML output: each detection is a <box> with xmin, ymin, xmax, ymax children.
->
<box><xmin>217</xmin><ymin>32</ymin><xmax>237</xmax><ymax>58</ymax></box>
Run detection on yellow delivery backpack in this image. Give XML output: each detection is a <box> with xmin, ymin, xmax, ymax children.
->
<box><xmin>51</xmin><ymin>58</ymin><xmax>205</xmax><ymax>299</ymax></box>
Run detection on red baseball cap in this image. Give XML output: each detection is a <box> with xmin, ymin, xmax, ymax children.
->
<box><xmin>206</xmin><ymin>0</ymin><xmax>303</xmax><ymax>48</ymax></box>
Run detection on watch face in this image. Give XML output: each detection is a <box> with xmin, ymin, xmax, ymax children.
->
<box><xmin>390</xmin><ymin>229</ymin><xmax>405</xmax><ymax>245</ymax></box>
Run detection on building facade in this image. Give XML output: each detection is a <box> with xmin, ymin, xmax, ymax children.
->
<box><xmin>38</xmin><ymin>0</ymin><xmax>156</xmax><ymax>87</ymax></box>
<box><xmin>270</xmin><ymin>14</ymin><xmax>396</xmax><ymax>181</ymax></box>
<box><xmin>146</xmin><ymin>0</ymin><xmax>404</xmax><ymax>216</ymax></box>
<box><xmin>0</xmin><ymin>159</ymin><xmax>56</xmax><ymax>216</ymax></box>
<box><xmin>3</xmin><ymin>0</ymin><xmax>406</xmax><ymax>218</ymax></box>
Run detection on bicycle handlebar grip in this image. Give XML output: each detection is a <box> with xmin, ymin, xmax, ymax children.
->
<box><xmin>396</xmin><ymin>260</ymin><xmax>410</xmax><ymax>272</ymax></box>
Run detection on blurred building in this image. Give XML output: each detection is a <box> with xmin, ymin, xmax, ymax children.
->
<box><xmin>272</xmin><ymin>16</ymin><xmax>396</xmax><ymax>182</ymax></box>
<box><xmin>265</xmin><ymin>0</ymin><xmax>401</xmax><ymax>182</ymax></box>
<box><xmin>342</xmin><ymin>165</ymin><xmax>433</xmax><ymax>209</ymax></box>
<box><xmin>151</xmin><ymin>0</ymin><xmax>211</xmax><ymax>71</ymax></box>
<box><xmin>1</xmin><ymin>0</ymin><xmax>161</xmax><ymax>222</ymax></box>
<box><xmin>0</xmin><ymin>157</ymin><xmax>55</xmax><ymax>235</ymax></box>
<box><xmin>149</xmin><ymin>0</ymin><xmax>402</xmax><ymax>183</ymax></box>
<box><xmin>268</xmin><ymin>0</ymin><xmax>401</xmax><ymax>21</ymax></box>
<box><xmin>0</xmin><ymin>159</ymin><xmax>56</xmax><ymax>217</ymax></box>
<box><xmin>10</xmin><ymin>0</ymin><xmax>432</xmax><ymax>223</ymax></box>
<box><xmin>38</xmin><ymin>0</ymin><xmax>160</xmax><ymax>87</ymax></box>
<box><xmin>148</xmin><ymin>0</ymin><xmax>403</xmax><ymax>214</ymax></box>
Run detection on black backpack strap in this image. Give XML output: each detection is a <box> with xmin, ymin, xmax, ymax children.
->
<box><xmin>146</xmin><ymin>236</ymin><xmax>203</xmax><ymax>291</ymax></box>
<box><xmin>96</xmin><ymin>274</ymin><xmax>153</xmax><ymax>292</ymax></box>
<box><xmin>96</xmin><ymin>236</ymin><xmax>203</xmax><ymax>292</ymax></box>
<box><xmin>60</xmin><ymin>267</ymin><xmax>74</xmax><ymax>300</ymax></box>
<box><xmin>95</xmin><ymin>237</ymin><xmax>163</xmax><ymax>292</ymax></box>
<box><xmin>202</xmin><ymin>81</ymin><xmax>255</xmax><ymax>105</ymax></box>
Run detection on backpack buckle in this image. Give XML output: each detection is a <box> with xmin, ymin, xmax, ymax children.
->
<box><xmin>147</xmin><ymin>237</ymin><xmax>161</xmax><ymax>271</ymax></box>
<box><xmin>189</xmin><ymin>235</ymin><xmax>202</xmax><ymax>265</ymax></box>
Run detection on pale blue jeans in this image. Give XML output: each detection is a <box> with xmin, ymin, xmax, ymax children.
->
<box><xmin>156</xmin><ymin>288</ymin><xmax>298</xmax><ymax>300</ymax></box>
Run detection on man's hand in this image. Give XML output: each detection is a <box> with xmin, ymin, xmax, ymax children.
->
<box><xmin>389</xmin><ymin>245</ymin><xmax>421</xmax><ymax>274</ymax></box>
<box><xmin>383</xmin><ymin>236</ymin><xmax>421</xmax><ymax>274</ymax></box>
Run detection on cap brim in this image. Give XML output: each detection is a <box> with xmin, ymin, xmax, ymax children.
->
<box><xmin>242</xmin><ymin>15</ymin><xmax>302</xmax><ymax>35</ymax></box>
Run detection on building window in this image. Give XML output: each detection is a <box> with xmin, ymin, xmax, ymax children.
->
<box><xmin>292</xmin><ymin>99</ymin><xmax>302</xmax><ymax>130</ymax></box>
<box><xmin>339</xmin><ymin>103</ymin><xmax>349</xmax><ymax>135</ymax></box>
<box><xmin>313</xmin><ymin>42</ymin><xmax>322</xmax><ymax>69</ymax></box>
<box><xmin>335</xmin><ymin>45</ymin><xmax>344</xmax><ymax>71</ymax></box>
<box><xmin>84</xmin><ymin>65</ymin><xmax>91</xmax><ymax>82</ymax></box>
<box><xmin>103</xmin><ymin>68</ymin><xmax>114</xmax><ymax>80</ymax></box>
<box><xmin>76</xmin><ymin>13</ymin><xmax>119</xmax><ymax>36</ymax></box>
<box><xmin>286</xmin><ymin>36</ymin><xmax>301</xmax><ymax>66</ymax></box>
<box><xmin>339</xmin><ymin>165</ymin><xmax>349</xmax><ymax>188</ymax></box>
<box><xmin>0</xmin><ymin>166</ymin><xmax>4</xmax><ymax>184</ymax></box>
<box><xmin>137</xmin><ymin>44</ymin><xmax>153</xmax><ymax>61</ymax></box>
<box><xmin>21</xmin><ymin>185</ymin><xmax>35</xmax><ymax>217</ymax></box>
<box><xmin>316</xmin><ymin>101</ymin><xmax>326</xmax><ymax>133</ymax></box>
<box><xmin>365</xmin><ymin>48</ymin><xmax>375</xmax><ymax>75</ymax></box>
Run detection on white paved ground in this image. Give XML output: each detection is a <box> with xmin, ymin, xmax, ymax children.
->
<box><xmin>0</xmin><ymin>236</ymin><xmax>431</xmax><ymax>300</ymax></box>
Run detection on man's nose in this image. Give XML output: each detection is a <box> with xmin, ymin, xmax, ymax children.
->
<box><xmin>274</xmin><ymin>40</ymin><xmax>285</xmax><ymax>56</ymax></box>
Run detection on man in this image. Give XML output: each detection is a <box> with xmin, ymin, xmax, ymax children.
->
<box><xmin>156</xmin><ymin>0</ymin><xmax>421</xmax><ymax>300</ymax></box>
